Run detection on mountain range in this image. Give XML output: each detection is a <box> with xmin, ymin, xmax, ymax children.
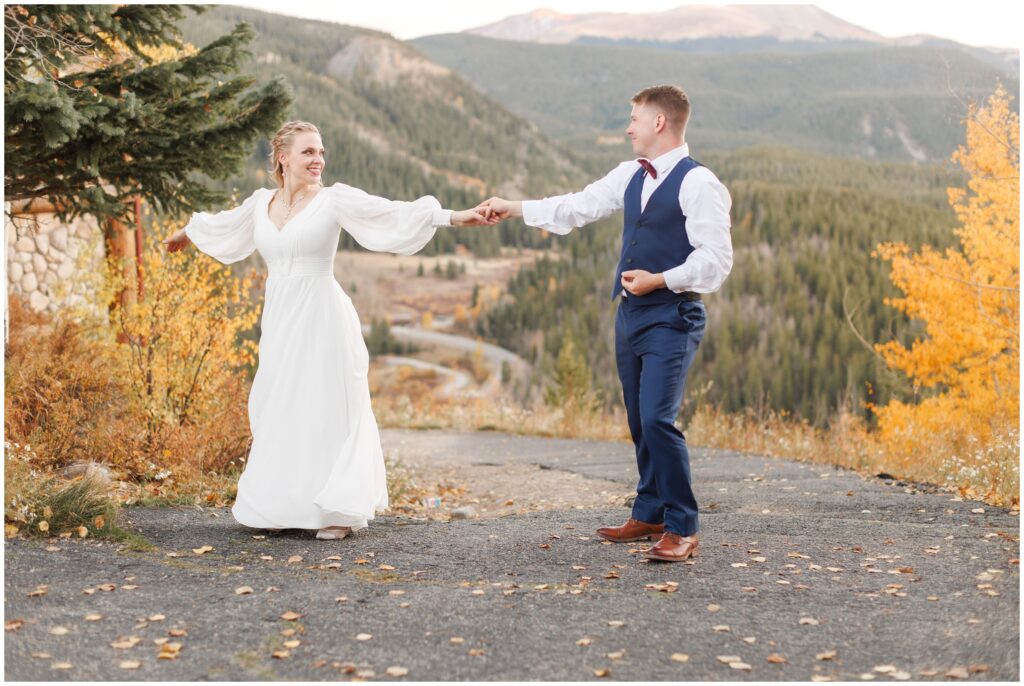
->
<box><xmin>464</xmin><ymin>5</ymin><xmax>1018</xmax><ymax>72</ymax></box>
<box><xmin>413</xmin><ymin>32</ymin><xmax>1017</xmax><ymax>162</ymax></box>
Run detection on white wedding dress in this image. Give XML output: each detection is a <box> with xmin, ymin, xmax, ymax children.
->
<box><xmin>184</xmin><ymin>182</ymin><xmax>449</xmax><ymax>530</ymax></box>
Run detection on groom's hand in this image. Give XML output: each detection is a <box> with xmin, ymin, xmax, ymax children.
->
<box><xmin>621</xmin><ymin>269</ymin><xmax>666</xmax><ymax>296</ymax></box>
<box><xmin>479</xmin><ymin>197</ymin><xmax>521</xmax><ymax>221</ymax></box>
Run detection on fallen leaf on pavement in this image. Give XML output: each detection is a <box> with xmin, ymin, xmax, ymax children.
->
<box><xmin>271</xmin><ymin>650</ymin><xmax>289</xmax><ymax>659</ymax></box>
<box><xmin>235</xmin><ymin>586</ymin><xmax>253</xmax><ymax>595</ymax></box>
<box><xmin>717</xmin><ymin>656</ymin><xmax>741</xmax><ymax>664</ymax></box>
<box><xmin>645</xmin><ymin>582</ymin><xmax>678</xmax><ymax>593</ymax></box>
<box><xmin>816</xmin><ymin>650</ymin><xmax>837</xmax><ymax>661</ymax></box>
<box><xmin>386</xmin><ymin>666</ymin><xmax>409</xmax><ymax>677</ymax></box>
<box><xmin>707</xmin><ymin>604</ymin><xmax>721</xmax><ymax>613</ymax></box>
<box><xmin>799</xmin><ymin>617</ymin><xmax>820</xmax><ymax>626</ymax></box>
<box><xmin>6</xmin><ymin>619</ymin><xmax>25</xmax><ymax>631</ymax></box>
<box><xmin>355</xmin><ymin>633</ymin><xmax>372</xmax><ymax>641</ymax></box>
<box><xmin>287</xmin><ymin>555</ymin><xmax>303</xmax><ymax>564</ymax></box>
<box><xmin>28</xmin><ymin>585</ymin><xmax>49</xmax><ymax>597</ymax></box>
<box><xmin>119</xmin><ymin>660</ymin><xmax>141</xmax><ymax>670</ymax></box>
<box><xmin>111</xmin><ymin>636</ymin><xmax>142</xmax><ymax>649</ymax></box>
<box><xmin>192</xmin><ymin>545</ymin><xmax>213</xmax><ymax>555</ymax></box>
<box><xmin>49</xmin><ymin>626</ymin><xmax>69</xmax><ymax>635</ymax></box>
<box><xmin>592</xmin><ymin>668</ymin><xmax>610</xmax><ymax>677</ymax></box>
<box><xmin>945</xmin><ymin>667</ymin><xmax>969</xmax><ymax>679</ymax></box>
<box><xmin>280</xmin><ymin>611</ymin><xmax>303</xmax><ymax>621</ymax></box>
<box><xmin>767</xmin><ymin>653</ymin><xmax>787</xmax><ymax>663</ymax></box>
<box><xmin>575</xmin><ymin>637</ymin><xmax>592</xmax><ymax>646</ymax></box>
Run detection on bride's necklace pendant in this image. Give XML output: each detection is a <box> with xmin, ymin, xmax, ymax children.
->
<box><xmin>280</xmin><ymin>188</ymin><xmax>308</xmax><ymax>224</ymax></box>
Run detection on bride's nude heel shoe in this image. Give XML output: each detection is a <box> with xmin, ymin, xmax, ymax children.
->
<box><xmin>316</xmin><ymin>526</ymin><xmax>352</xmax><ymax>540</ymax></box>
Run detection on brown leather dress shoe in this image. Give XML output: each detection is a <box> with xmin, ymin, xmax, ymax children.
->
<box><xmin>642</xmin><ymin>532</ymin><xmax>699</xmax><ymax>562</ymax></box>
<box><xmin>596</xmin><ymin>518</ymin><xmax>665</xmax><ymax>542</ymax></box>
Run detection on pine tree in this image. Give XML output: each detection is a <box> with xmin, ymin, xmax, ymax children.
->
<box><xmin>4</xmin><ymin>5</ymin><xmax>292</xmax><ymax>226</ymax></box>
<box><xmin>545</xmin><ymin>331</ymin><xmax>598</xmax><ymax>411</ymax></box>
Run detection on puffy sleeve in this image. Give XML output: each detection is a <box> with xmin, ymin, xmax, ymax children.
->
<box><xmin>329</xmin><ymin>182</ymin><xmax>450</xmax><ymax>256</ymax></box>
<box><xmin>184</xmin><ymin>188</ymin><xmax>266</xmax><ymax>264</ymax></box>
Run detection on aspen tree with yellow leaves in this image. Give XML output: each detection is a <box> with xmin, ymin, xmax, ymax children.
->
<box><xmin>873</xmin><ymin>87</ymin><xmax>1019</xmax><ymax>504</ymax></box>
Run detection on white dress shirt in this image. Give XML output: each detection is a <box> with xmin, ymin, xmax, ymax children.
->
<box><xmin>522</xmin><ymin>143</ymin><xmax>733</xmax><ymax>294</ymax></box>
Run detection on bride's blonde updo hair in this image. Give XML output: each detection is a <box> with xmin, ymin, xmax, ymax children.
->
<box><xmin>268</xmin><ymin>120</ymin><xmax>323</xmax><ymax>188</ymax></box>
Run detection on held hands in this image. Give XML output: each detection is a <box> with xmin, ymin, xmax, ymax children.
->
<box><xmin>451</xmin><ymin>207</ymin><xmax>501</xmax><ymax>227</ymax></box>
<box><xmin>621</xmin><ymin>269</ymin><xmax>666</xmax><ymax>296</ymax></box>
<box><xmin>478</xmin><ymin>197</ymin><xmax>520</xmax><ymax>221</ymax></box>
<box><xmin>162</xmin><ymin>228</ymin><xmax>191</xmax><ymax>252</ymax></box>
<box><xmin>452</xmin><ymin>197</ymin><xmax>522</xmax><ymax>227</ymax></box>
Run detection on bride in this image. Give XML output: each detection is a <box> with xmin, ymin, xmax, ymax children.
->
<box><xmin>164</xmin><ymin>120</ymin><xmax>493</xmax><ymax>539</ymax></box>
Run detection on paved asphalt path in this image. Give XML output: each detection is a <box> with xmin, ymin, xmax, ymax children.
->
<box><xmin>4</xmin><ymin>429</ymin><xmax>1019</xmax><ymax>681</ymax></box>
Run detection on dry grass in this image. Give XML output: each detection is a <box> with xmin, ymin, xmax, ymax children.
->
<box><xmin>4</xmin><ymin>441</ymin><xmax>148</xmax><ymax>547</ymax></box>
<box><xmin>689</xmin><ymin>404</ymin><xmax>1018</xmax><ymax>508</ymax></box>
<box><xmin>372</xmin><ymin>387</ymin><xmax>630</xmax><ymax>441</ymax></box>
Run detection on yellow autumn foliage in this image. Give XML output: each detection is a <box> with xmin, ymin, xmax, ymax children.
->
<box><xmin>873</xmin><ymin>86</ymin><xmax>1019</xmax><ymax>503</ymax></box>
<box><xmin>111</xmin><ymin>217</ymin><xmax>260</xmax><ymax>441</ymax></box>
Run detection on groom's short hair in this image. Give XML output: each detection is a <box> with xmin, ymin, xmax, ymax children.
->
<box><xmin>632</xmin><ymin>85</ymin><xmax>690</xmax><ymax>134</ymax></box>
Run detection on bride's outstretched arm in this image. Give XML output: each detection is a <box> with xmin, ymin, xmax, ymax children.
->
<box><xmin>331</xmin><ymin>182</ymin><xmax>493</xmax><ymax>255</ymax></box>
<box><xmin>162</xmin><ymin>188</ymin><xmax>266</xmax><ymax>263</ymax></box>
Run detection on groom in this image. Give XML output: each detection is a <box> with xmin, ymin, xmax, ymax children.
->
<box><xmin>481</xmin><ymin>85</ymin><xmax>732</xmax><ymax>562</ymax></box>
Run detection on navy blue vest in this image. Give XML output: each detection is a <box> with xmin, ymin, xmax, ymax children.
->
<box><xmin>611</xmin><ymin>156</ymin><xmax>702</xmax><ymax>304</ymax></box>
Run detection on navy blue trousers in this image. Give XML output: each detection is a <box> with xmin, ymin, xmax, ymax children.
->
<box><xmin>615</xmin><ymin>297</ymin><xmax>705</xmax><ymax>536</ymax></box>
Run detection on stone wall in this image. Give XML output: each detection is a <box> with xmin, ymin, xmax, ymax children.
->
<box><xmin>5</xmin><ymin>204</ymin><xmax>105</xmax><ymax>312</ymax></box>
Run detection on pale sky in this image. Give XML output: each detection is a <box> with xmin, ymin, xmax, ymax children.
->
<box><xmin>235</xmin><ymin>0</ymin><xmax>1022</xmax><ymax>50</ymax></box>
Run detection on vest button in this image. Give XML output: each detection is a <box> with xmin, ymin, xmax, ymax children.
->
<box><xmin>631</xmin><ymin>241</ymin><xmax>637</xmax><ymax>246</ymax></box>
<box><xmin>626</xmin><ymin>258</ymin><xmax>633</xmax><ymax>263</ymax></box>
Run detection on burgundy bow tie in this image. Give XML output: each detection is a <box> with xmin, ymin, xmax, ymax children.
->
<box><xmin>638</xmin><ymin>159</ymin><xmax>657</xmax><ymax>179</ymax></box>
